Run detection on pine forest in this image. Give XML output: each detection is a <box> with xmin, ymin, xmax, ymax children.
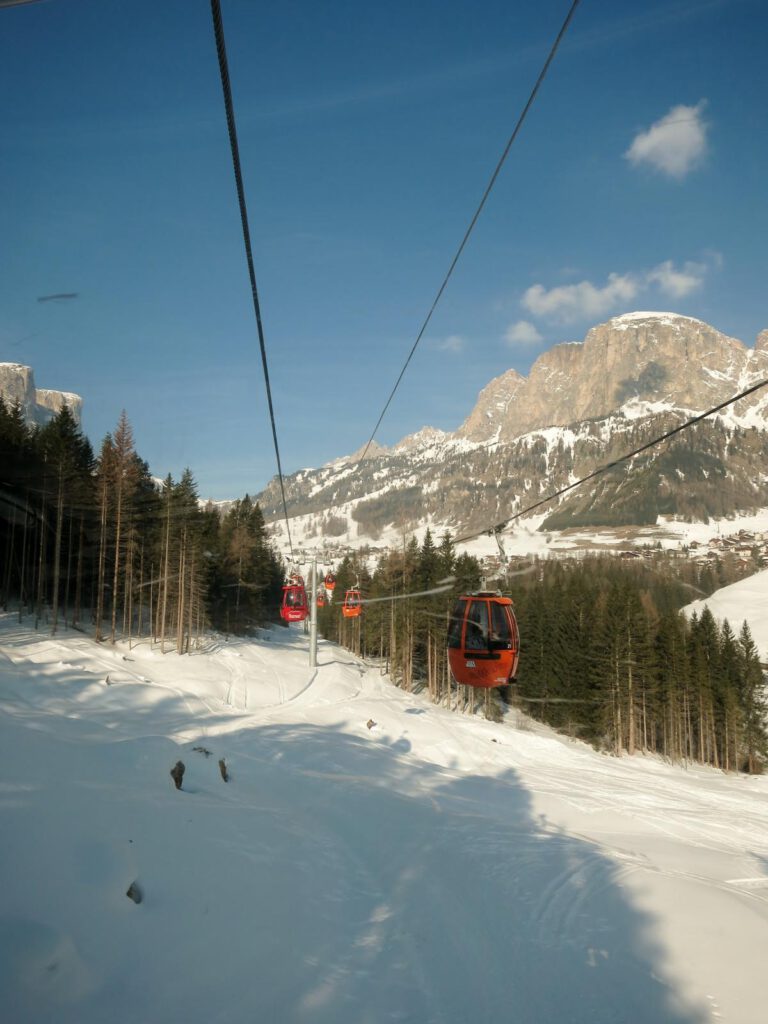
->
<box><xmin>0</xmin><ymin>400</ymin><xmax>284</xmax><ymax>652</ymax></box>
<box><xmin>1</xmin><ymin>398</ymin><xmax>766</xmax><ymax>774</ymax></box>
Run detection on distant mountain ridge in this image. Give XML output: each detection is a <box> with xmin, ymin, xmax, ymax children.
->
<box><xmin>0</xmin><ymin>362</ymin><xmax>83</xmax><ymax>427</ymax></box>
<box><xmin>254</xmin><ymin>312</ymin><xmax>768</xmax><ymax>540</ymax></box>
<box><xmin>457</xmin><ymin>312</ymin><xmax>768</xmax><ymax>443</ymax></box>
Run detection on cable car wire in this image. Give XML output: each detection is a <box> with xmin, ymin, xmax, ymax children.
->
<box><xmin>355</xmin><ymin>577</ymin><xmax>457</xmax><ymax>607</ymax></box>
<box><xmin>356</xmin><ymin>0</ymin><xmax>582</xmax><ymax>467</ymax></box>
<box><xmin>453</xmin><ymin>376</ymin><xmax>768</xmax><ymax>546</ymax></box>
<box><xmin>209</xmin><ymin>0</ymin><xmax>294</xmax><ymax>559</ymax></box>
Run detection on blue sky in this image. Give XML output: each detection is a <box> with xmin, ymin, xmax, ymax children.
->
<box><xmin>1</xmin><ymin>0</ymin><xmax>766</xmax><ymax>498</ymax></box>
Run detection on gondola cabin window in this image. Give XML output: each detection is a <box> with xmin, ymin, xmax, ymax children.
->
<box><xmin>464</xmin><ymin>600</ymin><xmax>489</xmax><ymax>650</ymax></box>
<box><xmin>447</xmin><ymin>593</ymin><xmax>520</xmax><ymax>688</ymax></box>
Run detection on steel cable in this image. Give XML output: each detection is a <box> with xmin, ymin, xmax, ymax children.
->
<box><xmin>357</xmin><ymin>0</ymin><xmax>582</xmax><ymax>466</ymax></box>
<box><xmin>210</xmin><ymin>0</ymin><xmax>294</xmax><ymax>558</ymax></box>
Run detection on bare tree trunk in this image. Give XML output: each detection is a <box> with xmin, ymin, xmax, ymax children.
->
<box><xmin>74</xmin><ymin>514</ymin><xmax>84</xmax><ymax>627</ymax></box>
<box><xmin>63</xmin><ymin>505</ymin><xmax>74</xmax><ymax>629</ymax></box>
<box><xmin>626</xmin><ymin>637</ymin><xmax>635</xmax><ymax>756</ymax></box>
<box><xmin>187</xmin><ymin>549</ymin><xmax>195</xmax><ymax>654</ymax></box>
<box><xmin>137</xmin><ymin>543</ymin><xmax>145</xmax><ymax>641</ymax></box>
<box><xmin>95</xmin><ymin>473</ymin><xmax>109</xmax><ymax>641</ymax></box>
<box><xmin>124</xmin><ymin>529</ymin><xmax>134</xmax><ymax>649</ymax></box>
<box><xmin>110</xmin><ymin>485</ymin><xmax>123</xmax><ymax>644</ymax></box>
<box><xmin>614</xmin><ymin>652</ymin><xmax>623</xmax><ymax>756</ymax></box>
<box><xmin>159</xmin><ymin>492</ymin><xmax>172</xmax><ymax>654</ymax></box>
<box><xmin>51</xmin><ymin>467</ymin><xmax>64</xmax><ymax>636</ymax></box>
<box><xmin>35</xmin><ymin>496</ymin><xmax>46</xmax><ymax>630</ymax></box>
<box><xmin>18</xmin><ymin>506</ymin><xmax>29</xmax><ymax>622</ymax></box>
<box><xmin>176</xmin><ymin>530</ymin><xmax>187</xmax><ymax>655</ymax></box>
<box><xmin>2</xmin><ymin>515</ymin><xmax>15</xmax><ymax>610</ymax></box>
<box><xmin>149</xmin><ymin>560</ymin><xmax>155</xmax><ymax>645</ymax></box>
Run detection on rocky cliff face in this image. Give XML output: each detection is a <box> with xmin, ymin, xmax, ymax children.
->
<box><xmin>457</xmin><ymin>369</ymin><xmax>526</xmax><ymax>442</ymax></box>
<box><xmin>0</xmin><ymin>363</ymin><xmax>83</xmax><ymax>426</ymax></box>
<box><xmin>456</xmin><ymin>313</ymin><xmax>768</xmax><ymax>442</ymax></box>
<box><xmin>255</xmin><ymin>312</ymin><xmax>768</xmax><ymax>537</ymax></box>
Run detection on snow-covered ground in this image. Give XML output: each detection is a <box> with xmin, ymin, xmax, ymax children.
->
<box><xmin>2</xmin><ymin>613</ymin><xmax>768</xmax><ymax>1023</ymax></box>
<box><xmin>683</xmin><ymin>567</ymin><xmax>768</xmax><ymax>661</ymax></box>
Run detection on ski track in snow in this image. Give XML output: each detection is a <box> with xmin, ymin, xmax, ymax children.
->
<box><xmin>2</xmin><ymin>612</ymin><xmax>768</xmax><ymax>1023</ymax></box>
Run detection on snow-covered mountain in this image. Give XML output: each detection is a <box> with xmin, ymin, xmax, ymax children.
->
<box><xmin>256</xmin><ymin>313</ymin><xmax>768</xmax><ymax>541</ymax></box>
<box><xmin>458</xmin><ymin>312</ymin><xmax>768</xmax><ymax>443</ymax></box>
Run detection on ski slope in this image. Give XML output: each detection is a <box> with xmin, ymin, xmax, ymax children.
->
<box><xmin>1</xmin><ymin>613</ymin><xmax>768</xmax><ymax>1023</ymax></box>
<box><xmin>683</xmin><ymin>566</ymin><xmax>768</xmax><ymax>661</ymax></box>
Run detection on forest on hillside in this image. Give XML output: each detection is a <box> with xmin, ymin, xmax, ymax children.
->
<box><xmin>0</xmin><ymin>399</ymin><xmax>284</xmax><ymax>648</ymax></box>
<box><xmin>2</xmin><ymin>397</ymin><xmax>766</xmax><ymax>773</ymax></box>
<box><xmin>322</xmin><ymin>539</ymin><xmax>768</xmax><ymax>774</ymax></box>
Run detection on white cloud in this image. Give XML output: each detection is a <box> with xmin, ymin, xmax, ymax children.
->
<box><xmin>519</xmin><ymin>256</ymin><xmax>717</xmax><ymax>324</ymax></box>
<box><xmin>625</xmin><ymin>101</ymin><xmax>708</xmax><ymax>179</ymax></box>
<box><xmin>646</xmin><ymin>259</ymin><xmax>706</xmax><ymax>298</ymax></box>
<box><xmin>522</xmin><ymin>273</ymin><xmax>639</xmax><ymax>322</ymax></box>
<box><xmin>504</xmin><ymin>320</ymin><xmax>543</xmax><ymax>346</ymax></box>
<box><xmin>434</xmin><ymin>334</ymin><xmax>465</xmax><ymax>353</ymax></box>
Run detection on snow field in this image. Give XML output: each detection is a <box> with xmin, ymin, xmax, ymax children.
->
<box><xmin>1</xmin><ymin>613</ymin><xmax>768</xmax><ymax>1023</ymax></box>
<box><xmin>683</xmin><ymin>567</ymin><xmax>768</xmax><ymax>661</ymax></box>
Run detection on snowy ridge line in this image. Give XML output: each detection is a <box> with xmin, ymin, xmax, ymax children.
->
<box><xmin>610</xmin><ymin>311</ymin><xmax>708</xmax><ymax>326</ymax></box>
<box><xmin>264</xmin><ymin>398</ymin><xmax>768</xmax><ymax>547</ymax></box>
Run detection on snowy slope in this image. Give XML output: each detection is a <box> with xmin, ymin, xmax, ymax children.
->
<box><xmin>2</xmin><ymin>615</ymin><xmax>768</xmax><ymax>1023</ymax></box>
<box><xmin>684</xmin><ymin>567</ymin><xmax>768</xmax><ymax>660</ymax></box>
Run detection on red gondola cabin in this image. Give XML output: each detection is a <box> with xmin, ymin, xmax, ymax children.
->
<box><xmin>341</xmin><ymin>588</ymin><xmax>362</xmax><ymax>618</ymax></box>
<box><xmin>324</xmin><ymin>572</ymin><xmax>336</xmax><ymax>592</ymax></box>
<box><xmin>280</xmin><ymin>583</ymin><xmax>308</xmax><ymax>622</ymax></box>
<box><xmin>447</xmin><ymin>593</ymin><xmax>519</xmax><ymax>688</ymax></box>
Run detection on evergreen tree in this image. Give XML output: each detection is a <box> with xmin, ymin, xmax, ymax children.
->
<box><xmin>737</xmin><ymin>622</ymin><xmax>768</xmax><ymax>773</ymax></box>
<box><xmin>37</xmin><ymin>406</ymin><xmax>94</xmax><ymax>633</ymax></box>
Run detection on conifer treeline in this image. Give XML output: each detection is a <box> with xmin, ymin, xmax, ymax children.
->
<box><xmin>318</xmin><ymin>529</ymin><xmax>489</xmax><ymax>712</ymax></box>
<box><xmin>321</xmin><ymin>536</ymin><xmax>767</xmax><ymax>773</ymax></box>
<box><xmin>3</xmin><ymin>399</ymin><xmax>765</xmax><ymax>772</ymax></box>
<box><xmin>0</xmin><ymin>400</ymin><xmax>283</xmax><ymax>645</ymax></box>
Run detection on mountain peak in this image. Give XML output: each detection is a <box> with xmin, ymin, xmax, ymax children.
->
<box><xmin>607</xmin><ymin>311</ymin><xmax>708</xmax><ymax>329</ymax></box>
<box><xmin>456</xmin><ymin>368</ymin><xmax>526</xmax><ymax>442</ymax></box>
<box><xmin>393</xmin><ymin>426</ymin><xmax>448</xmax><ymax>452</ymax></box>
<box><xmin>257</xmin><ymin>312</ymin><xmax>768</xmax><ymax>540</ymax></box>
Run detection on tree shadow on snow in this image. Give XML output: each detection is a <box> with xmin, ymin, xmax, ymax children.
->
<box><xmin>0</xmin><ymin>710</ymin><xmax>711</xmax><ymax>1024</ymax></box>
<box><xmin>191</xmin><ymin>722</ymin><xmax>710</xmax><ymax>1024</ymax></box>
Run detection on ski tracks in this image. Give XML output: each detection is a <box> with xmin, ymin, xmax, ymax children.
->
<box><xmin>531</xmin><ymin>843</ymin><xmax>623</xmax><ymax>948</ymax></box>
